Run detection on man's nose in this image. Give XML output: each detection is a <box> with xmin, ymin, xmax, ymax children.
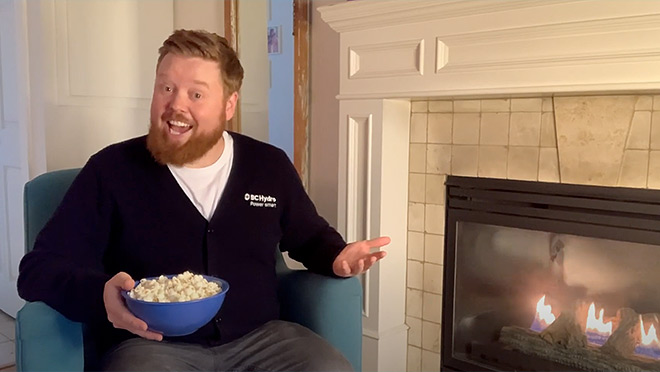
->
<box><xmin>168</xmin><ymin>92</ymin><xmax>188</xmax><ymax>112</ymax></box>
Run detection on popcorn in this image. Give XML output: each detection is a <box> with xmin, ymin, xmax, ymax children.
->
<box><xmin>128</xmin><ymin>271</ymin><xmax>221</xmax><ymax>302</ymax></box>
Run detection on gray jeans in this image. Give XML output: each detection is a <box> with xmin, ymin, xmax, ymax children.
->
<box><xmin>101</xmin><ymin>320</ymin><xmax>354</xmax><ymax>372</ymax></box>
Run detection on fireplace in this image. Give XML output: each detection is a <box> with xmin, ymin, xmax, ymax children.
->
<box><xmin>443</xmin><ymin>175</ymin><xmax>660</xmax><ymax>371</ymax></box>
<box><xmin>318</xmin><ymin>1</ymin><xmax>660</xmax><ymax>370</ymax></box>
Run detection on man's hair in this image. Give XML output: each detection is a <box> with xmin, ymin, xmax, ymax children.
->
<box><xmin>157</xmin><ymin>29</ymin><xmax>244</xmax><ymax>95</ymax></box>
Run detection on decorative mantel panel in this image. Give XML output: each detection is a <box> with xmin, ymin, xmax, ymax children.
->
<box><xmin>320</xmin><ymin>0</ymin><xmax>660</xmax><ymax>99</ymax></box>
<box><xmin>318</xmin><ymin>1</ymin><xmax>660</xmax><ymax>371</ymax></box>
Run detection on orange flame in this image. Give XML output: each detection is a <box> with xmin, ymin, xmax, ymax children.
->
<box><xmin>586</xmin><ymin>303</ymin><xmax>612</xmax><ymax>335</ymax></box>
<box><xmin>640</xmin><ymin>316</ymin><xmax>660</xmax><ymax>346</ymax></box>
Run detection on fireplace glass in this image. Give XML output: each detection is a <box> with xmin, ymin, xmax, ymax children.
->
<box><xmin>442</xmin><ymin>176</ymin><xmax>660</xmax><ymax>372</ymax></box>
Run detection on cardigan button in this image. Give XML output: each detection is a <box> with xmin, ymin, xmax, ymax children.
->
<box><xmin>207</xmin><ymin>229</ymin><xmax>214</xmax><ymax>233</ymax></box>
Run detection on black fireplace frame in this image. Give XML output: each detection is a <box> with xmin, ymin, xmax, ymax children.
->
<box><xmin>441</xmin><ymin>175</ymin><xmax>660</xmax><ymax>372</ymax></box>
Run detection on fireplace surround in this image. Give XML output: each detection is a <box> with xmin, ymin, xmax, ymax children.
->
<box><xmin>443</xmin><ymin>175</ymin><xmax>660</xmax><ymax>371</ymax></box>
<box><xmin>318</xmin><ymin>1</ymin><xmax>660</xmax><ymax>370</ymax></box>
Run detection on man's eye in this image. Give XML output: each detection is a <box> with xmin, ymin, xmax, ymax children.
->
<box><xmin>164</xmin><ymin>86</ymin><xmax>172</xmax><ymax>92</ymax></box>
<box><xmin>193</xmin><ymin>92</ymin><xmax>202</xmax><ymax>99</ymax></box>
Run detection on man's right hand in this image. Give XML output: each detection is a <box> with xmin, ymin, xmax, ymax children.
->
<box><xmin>103</xmin><ymin>272</ymin><xmax>163</xmax><ymax>341</ymax></box>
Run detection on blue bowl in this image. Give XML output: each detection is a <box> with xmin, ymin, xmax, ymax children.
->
<box><xmin>121</xmin><ymin>275</ymin><xmax>229</xmax><ymax>337</ymax></box>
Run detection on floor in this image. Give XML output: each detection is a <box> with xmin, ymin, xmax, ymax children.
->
<box><xmin>0</xmin><ymin>311</ymin><xmax>15</xmax><ymax>371</ymax></box>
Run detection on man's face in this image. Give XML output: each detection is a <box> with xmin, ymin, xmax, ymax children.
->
<box><xmin>147</xmin><ymin>53</ymin><xmax>237</xmax><ymax>167</ymax></box>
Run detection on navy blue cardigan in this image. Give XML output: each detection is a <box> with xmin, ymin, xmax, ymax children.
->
<box><xmin>17</xmin><ymin>132</ymin><xmax>346</xmax><ymax>353</ymax></box>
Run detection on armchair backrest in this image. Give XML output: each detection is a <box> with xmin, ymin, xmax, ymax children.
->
<box><xmin>24</xmin><ymin>168</ymin><xmax>80</xmax><ymax>252</ymax></box>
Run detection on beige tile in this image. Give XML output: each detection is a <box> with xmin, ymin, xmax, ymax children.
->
<box><xmin>422</xmin><ymin>292</ymin><xmax>442</xmax><ymax>323</ymax></box>
<box><xmin>452</xmin><ymin>113</ymin><xmax>480</xmax><ymax>144</ymax></box>
<box><xmin>540</xmin><ymin>112</ymin><xmax>557</xmax><ymax>147</ymax></box>
<box><xmin>421</xmin><ymin>350</ymin><xmax>441</xmax><ymax>372</ymax></box>
<box><xmin>510</xmin><ymin>112</ymin><xmax>541</xmax><ymax>146</ymax></box>
<box><xmin>407</xmin><ymin>289</ymin><xmax>423</xmax><ymax>318</ymax></box>
<box><xmin>511</xmin><ymin>98</ymin><xmax>542</xmax><ymax>112</ymax></box>
<box><xmin>421</xmin><ymin>321</ymin><xmax>441</xmax><ymax>352</ymax></box>
<box><xmin>427</xmin><ymin>113</ymin><xmax>452</xmax><ymax>144</ymax></box>
<box><xmin>453</xmin><ymin>100</ymin><xmax>480</xmax><ymax>112</ymax></box>
<box><xmin>409</xmin><ymin>173</ymin><xmax>426</xmax><ymax>203</ymax></box>
<box><xmin>407</xmin><ymin>316</ymin><xmax>422</xmax><ymax>347</ymax></box>
<box><xmin>507</xmin><ymin>146</ymin><xmax>539</xmax><ymax>181</ymax></box>
<box><xmin>618</xmin><ymin>150</ymin><xmax>649</xmax><ymax>188</ymax></box>
<box><xmin>542</xmin><ymin>97</ymin><xmax>554</xmax><ymax>112</ymax></box>
<box><xmin>408</xmin><ymin>231</ymin><xmax>425</xmax><ymax>261</ymax></box>
<box><xmin>654</xmin><ymin>95</ymin><xmax>660</xmax><ymax>110</ymax></box>
<box><xmin>478</xmin><ymin>145</ymin><xmax>508</xmax><ymax>179</ymax></box>
<box><xmin>410</xmin><ymin>113</ymin><xmax>428</xmax><ymax>143</ymax></box>
<box><xmin>426</xmin><ymin>144</ymin><xmax>451</xmax><ymax>174</ymax></box>
<box><xmin>636</xmin><ymin>96</ymin><xmax>653</xmax><ymax>111</ymax></box>
<box><xmin>425</xmin><ymin>234</ymin><xmax>445</xmax><ymax>265</ymax></box>
<box><xmin>425</xmin><ymin>204</ymin><xmax>445</xmax><ymax>234</ymax></box>
<box><xmin>451</xmin><ymin>145</ymin><xmax>479</xmax><ymax>176</ymax></box>
<box><xmin>0</xmin><ymin>313</ymin><xmax>12</xmax><ymax>323</ymax></box>
<box><xmin>651</xmin><ymin>112</ymin><xmax>660</xmax><ymax>150</ymax></box>
<box><xmin>410</xmin><ymin>144</ymin><xmax>427</xmax><ymax>173</ymax></box>
<box><xmin>648</xmin><ymin>151</ymin><xmax>660</xmax><ymax>189</ymax></box>
<box><xmin>425</xmin><ymin>174</ymin><xmax>446</xmax><ymax>205</ymax></box>
<box><xmin>412</xmin><ymin>101</ymin><xmax>429</xmax><ymax>113</ymax></box>
<box><xmin>408</xmin><ymin>260</ymin><xmax>424</xmax><ymax>290</ymax></box>
<box><xmin>423</xmin><ymin>263</ymin><xmax>443</xmax><ymax>294</ymax></box>
<box><xmin>538</xmin><ymin>148</ymin><xmax>560</xmax><ymax>183</ymax></box>
<box><xmin>481</xmin><ymin>99</ymin><xmax>510</xmax><ymax>112</ymax></box>
<box><xmin>480</xmin><ymin>113</ymin><xmax>509</xmax><ymax>145</ymax></box>
<box><xmin>555</xmin><ymin>96</ymin><xmax>636</xmax><ymax>186</ymax></box>
<box><xmin>627</xmin><ymin>111</ymin><xmax>651</xmax><ymax>150</ymax></box>
<box><xmin>408</xmin><ymin>202</ymin><xmax>425</xmax><ymax>232</ymax></box>
<box><xmin>428</xmin><ymin>100</ymin><xmax>452</xmax><ymax>113</ymax></box>
<box><xmin>407</xmin><ymin>346</ymin><xmax>422</xmax><ymax>372</ymax></box>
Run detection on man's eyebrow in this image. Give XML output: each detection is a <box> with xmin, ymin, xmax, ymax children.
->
<box><xmin>192</xmin><ymin>80</ymin><xmax>210</xmax><ymax>89</ymax></box>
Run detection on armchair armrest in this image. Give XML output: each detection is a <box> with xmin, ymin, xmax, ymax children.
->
<box><xmin>278</xmin><ymin>270</ymin><xmax>363</xmax><ymax>371</ymax></box>
<box><xmin>16</xmin><ymin>301</ymin><xmax>84</xmax><ymax>372</ymax></box>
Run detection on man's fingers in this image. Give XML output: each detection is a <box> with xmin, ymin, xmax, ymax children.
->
<box><xmin>365</xmin><ymin>236</ymin><xmax>391</xmax><ymax>249</ymax></box>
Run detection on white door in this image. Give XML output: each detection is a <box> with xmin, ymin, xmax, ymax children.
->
<box><xmin>0</xmin><ymin>0</ymin><xmax>225</xmax><ymax>316</ymax></box>
<box><xmin>0</xmin><ymin>0</ymin><xmax>31</xmax><ymax>317</ymax></box>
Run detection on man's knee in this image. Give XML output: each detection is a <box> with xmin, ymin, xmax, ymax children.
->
<box><xmin>101</xmin><ymin>338</ymin><xmax>210</xmax><ymax>371</ymax></box>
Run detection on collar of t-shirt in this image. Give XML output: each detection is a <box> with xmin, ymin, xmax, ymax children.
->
<box><xmin>167</xmin><ymin>131</ymin><xmax>234</xmax><ymax>220</ymax></box>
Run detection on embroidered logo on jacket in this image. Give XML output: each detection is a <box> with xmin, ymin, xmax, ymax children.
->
<box><xmin>244</xmin><ymin>193</ymin><xmax>277</xmax><ymax>208</ymax></box>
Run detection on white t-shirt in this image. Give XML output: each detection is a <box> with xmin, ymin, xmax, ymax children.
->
<box><xmin>167</xmin><ymin>131</ymin><xmax>234</xmax><ymax>220</ymax></box>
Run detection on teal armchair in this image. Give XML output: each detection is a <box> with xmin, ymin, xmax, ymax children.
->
<box><xmin>16</xmin><ymin>168</ymin><xmax>363</xmax><ymax>371</ymax></box>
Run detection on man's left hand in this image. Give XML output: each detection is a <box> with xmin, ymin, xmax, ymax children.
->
<box><xmin>333</xmin><ymin>236</ymin><xmax>390</xmax><ymax>277</ymax></box>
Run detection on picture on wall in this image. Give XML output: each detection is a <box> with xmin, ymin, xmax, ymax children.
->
<box><xmin>268</xmin><ymin>26</ymin><xmax>281</xmax><ymax>54</ymax></box>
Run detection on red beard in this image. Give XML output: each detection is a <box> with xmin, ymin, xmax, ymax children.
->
<box><xmin>147</xmin><ymin>111</ymin><xmax>225</xmax><ymax>166</ymax></box>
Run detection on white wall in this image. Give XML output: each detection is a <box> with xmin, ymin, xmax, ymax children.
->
<box><xmin>309</xmin><ymin>0</ymin><xmax>342</xmax><ymax>226</ymax></box>
<box><xmin>268</xmin><ymin>0</ymin><xmax>294</xmax><ymax>161</ymax></box>
<box><xmin>238</xmin><ymin>0</ymin><xmax>270</xmax><ymax>143</ymax></box>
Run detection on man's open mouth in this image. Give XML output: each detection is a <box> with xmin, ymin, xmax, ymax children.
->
<box><xmin>167</xmin><ymin>120</ymin><xmax>193</xmax><ymax>135</ymax></box>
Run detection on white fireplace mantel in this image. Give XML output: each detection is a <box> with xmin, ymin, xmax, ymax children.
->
<box><xmin>320</xmin><ymin>0</ymin><xmax>660</xmax><ymax>100</ymax></box>
<box><xmin>319</xmin><ymin>1</ymin><xmax>660</xmax><ymax>371</ymax></box>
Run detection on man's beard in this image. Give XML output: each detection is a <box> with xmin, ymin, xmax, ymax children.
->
<box><xmin>147</xmin><ymin>111</ymin><xmax>225</xmax><ymax>167</ymax></box>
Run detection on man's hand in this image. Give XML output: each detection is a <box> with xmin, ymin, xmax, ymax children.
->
<box><xmin>333</xmin><ymin>236</ymin><xmax>390</xmax><ymax>277</ymax></box>
<box><xmin>103</xmin><ymin>272</ymin><xmax>163</xmax><ymax>341</ymax></box>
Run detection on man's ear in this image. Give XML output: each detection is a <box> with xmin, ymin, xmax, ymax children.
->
<box><xmin>225</xmin><ymin>92</ymin><xmax>239</xmax><ymax>121</ymax></box>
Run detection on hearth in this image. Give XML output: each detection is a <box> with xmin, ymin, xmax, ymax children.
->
<box><xmin>442</xmin><ymin>176</ymin><xmax>660</xmax><ymax>372</ymax></box>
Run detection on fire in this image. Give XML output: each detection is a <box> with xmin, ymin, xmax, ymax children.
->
<box><xmin>640</xmin><ymin>317</ymin><xmax>660</xmax><ymax>346</ymax></box>
<box><xmin>585</xmin><ymin>303</ymin><xmax>612</xmax><ymax>345</ymax></box>
<box><xmin>635</xmin><ymin>316</ymin><xmax>660</xmax><ymax>359</ymax></box>
<box><xmin>530</xmin><ymin>295</ymin><xmax>556</xmax><ymax>332</ymax></box>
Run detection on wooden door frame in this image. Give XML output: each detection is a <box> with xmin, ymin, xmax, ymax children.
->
<box><xmin>224</xmin><ymin>0</ymin><xmax>310</xmax><ymax>185</ymax></box>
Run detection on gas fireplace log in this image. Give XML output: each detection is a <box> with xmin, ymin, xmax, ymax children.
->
<box><xmin>602</xmin><ymin>308</ymin><xmax>639</xmax><ymax>357</ymax></box>
<box><xmin>500</xmin><ymin>326</ymin><xmax>660</xmax><ymax>372</ymax></box>
<box><xmin>539</xmin><ymin>311</ymin><xmax>587</xmax><ymax>348</ymax></box>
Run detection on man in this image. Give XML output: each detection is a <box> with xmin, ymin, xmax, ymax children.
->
<box><xmin>17</xmin><ymin>29</ymin><xmax>389</xmax><ymax>371</ymax></box>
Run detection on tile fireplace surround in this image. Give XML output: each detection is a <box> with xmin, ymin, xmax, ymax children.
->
<box><xmin>318</xmin><ymin>1</ymin><xmax>660</xmax><ymax>371</ymax></box>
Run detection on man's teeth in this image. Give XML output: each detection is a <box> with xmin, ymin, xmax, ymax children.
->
<box><xmin>168</xmin><ymin>120</ymin><xmax>191</xmax><ymax>128</ymax></box>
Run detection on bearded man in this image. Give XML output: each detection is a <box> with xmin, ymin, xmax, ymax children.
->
<box><xmin>17</xmin><ymin>29</ymin><xmax>389</xmax><ymax>371</ymax></box>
